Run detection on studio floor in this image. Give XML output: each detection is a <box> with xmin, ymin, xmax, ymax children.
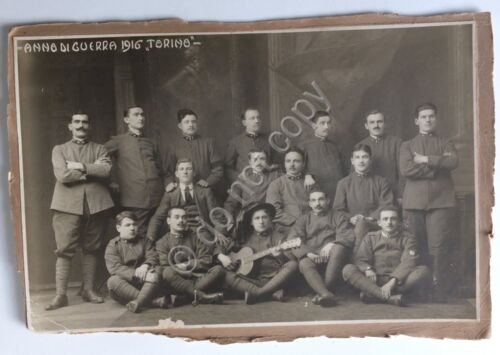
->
<box><xmin>27</xmin><ymin>287</ymin><xmax>477</xmax><ymax>332</ymax></box>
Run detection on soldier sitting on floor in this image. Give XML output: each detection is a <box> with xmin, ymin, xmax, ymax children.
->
<box><xmin>105</xmin><ymin>211</ymin><xmax>167</xmax><ymax>313</ymax></box>
<box><xmin>288</xmin><ymin>188</ymin><xmax>355</xmax><ymax>307</ymax></box>
<box><xmin>156</xmin><ymin>207</ymin><xmax>225</xmax><ymax>306</ymax></box>
<box><xmin>218</xmin><ymin>202</ymin><xmax>299</xmax><ymax>305</ymax></box>
<box><xmin>342</xmin><ymin>206</ymin><xmax>431</xmax><ymax>306</ymax></box>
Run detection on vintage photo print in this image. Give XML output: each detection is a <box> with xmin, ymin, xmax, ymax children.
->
<box><xmin>7</xmin><ymin>13</ymin><xmax>492</xmax><ymax>340</ymax></box>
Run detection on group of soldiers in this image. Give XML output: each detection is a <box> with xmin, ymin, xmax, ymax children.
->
<box><xmin>45</xmin><ymin>103</ymin><xmax>458</xmax><ymax>314</ymax></box>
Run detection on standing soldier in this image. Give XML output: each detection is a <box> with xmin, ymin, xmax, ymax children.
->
<box><xmin>298</xmin><ymin>110</ymin><xmax>346</xmax><ymax>200</ymax></box>
<box><xmin>224</xmin><ymin>107</ymin><xmax>278</xmax><ymax>184</ymax></box>
<box><xmin>46</xmin><ymin>112</ymin><xmax>114</xmax><ymax>310</ymax></box>
<box><xmin>164</xmin><ymin>108</ymin><xmax>223</xmax><ymax>193</ymax></box>
<box><xmin>399</xmin><ymin>103</ymin><xmax>458</xmax><ymax>302</ymax></box>
<box><xmin>105</xmin><ymin>106</ymin><xmax>166</xmax><ymax>236</ymax></box>
<box><xmin>356</xmin><ymin>110</ymin><xmax>404</xmax><ymax>199</ymax></box>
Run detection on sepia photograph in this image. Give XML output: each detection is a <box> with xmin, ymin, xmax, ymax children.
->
<box><xmin>6</xmin><ymin>12</ymin><xmax>492</xmax><ymax>340</ymax></box>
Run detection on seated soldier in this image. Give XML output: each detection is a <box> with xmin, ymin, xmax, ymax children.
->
<box><xmin>156</xmin><ymin>207</ymin><xmax>225</xmax><ymax>305</ymax></box>
<box><xmin>266</xmin><ymin>147</ymin><xmax>311</xmax><ymax>233</ymax></box>
<box><xmin>224</xmin><ymin>148</ymin><xmax>280</xmax><ymax>233</ymax></box>
<box><xmin>105</xmin><ymin>211</ymin><xmax>167</xmax><ymax>313</ymax></box>
<box><xmin>218</xmin><ymin>202</ymin><xmax>298</xmax><ymax>304</ymax></box>
<box><xmin>333</xmin><ymin>143</ymin><xmax>394</xmax><ymax>254</ymax></box>
<box><xmin>342</xmin><ymin>207</ymin><xmax>432</xmax><ymax>306</ymax></box>
<box><xmin>147</xmin><ymin>159</ymin><xmax>218</xmax><ymax>242</ymax></box>
<box><xmin>289</xmin><ymin>188</ymin><xmax>355</xmax><ymax>307</ymax></box>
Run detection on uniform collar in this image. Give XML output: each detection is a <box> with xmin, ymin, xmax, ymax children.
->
<box><xmin>71</xmin><ymin>138</ymin><xmax>88</xmax><ymax>145</ymax></box>
<box><xmin>370</xmin><ymin>134</ymin><xmax>385</xmax><ymax>143</ymax></box>
<box><xmin>381</xmin><ymin>230</ymin><xmax>399</xmax><ymax>239</ymax></box>
<box><xmin>419</xmin><ymin>131</ymin><xmax>435</xmax><ymax>137</ymax></box>
<box><xmin>314</xmin><ymin>133</ymin><xmax>328</xmax><ymax>141</ymax></box>
<box><xmin>119</xmin><ymin>236</ymin><xmax>139</xmax><ymax>244</ymax></box>
<box><xmin>128</xmin><ymin>130</ymin><xmax>144</xmax><ymax>138</ymax></box>
<box><xmin>170</xmin><ymin>231</ymin><xmax>186</xmax><ymax>239</ymax></box>
<box><xmin>353</xmin><ymin>170</ymin><xmax>370</xmax><ymax>178</ymax></box>
<box><xmin>312</xmin><ymin>209</ymin><xmax>329</xmax><ymax>217</ymax></box>
<box><xmin>245</xmin><ymin>132</ymin><xmax>260</xmax><ymax>139</ymax></box>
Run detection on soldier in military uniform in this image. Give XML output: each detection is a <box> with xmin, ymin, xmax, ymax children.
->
<box><xmin>343</xmin><ymin>207</ymin><xmax>431</xmax><ymax>306</ymax></box>
<box><xmin>105</xmin><ymin>211</ymin><xmax>167</xmax><ymax>313</ymax></box>
<box><xmin>218</xmin><ymin>202</ymin><xmax>298</xmax><ymax>304</ymax></box>
<box><xmin>399</xmin><ymin>102</ymin><xmax>458</xmax><ymax>301</ymax></box>
<box><xmin>156</xmin><ymin>207</ymin><xmax>225</xmax><ymax>305</ymax></box>
<box><xmin>104</xmin><ymin>106</ymin><xmax>166</xmax><ymax>236</ymax></box>
<box><xmin>288</xmin><ymin>188</ymin><xmax>355</xmax><ymax>307</ymax></box>
<box><xmin>46</xmin><ymin>112</ymin><xmax>114</xmax><ymax>310</ymax></box>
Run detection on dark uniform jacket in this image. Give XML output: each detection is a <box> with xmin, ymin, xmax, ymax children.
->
<box><xmin>224</xmin><ymin>169</ymin><xmax>281</xmax><ymax>218</ymax></box>
<box><xmin>156</xmin><ymin>231</ymin><xmax>215</xmax><ymax>273</ymax></box>
<box><xmin>333</xmin><ymin>172</ymin><xmax>394</xmax><ymax>220</ymax></box>
<box><xmin>224</xmin><ymin>132</ymin><xmax>275</xmax><ymax>183</ymax></box>
<box><xmin>266</xmin><ymin>175</ymin><xmax>311</xmax><ymax>226</ymax></box>
<box><xmin>164</xmin><ymin>134</ymin><xmax>223</xmax><ymax>187</ymax></box>
<box><xmin>399</xmin><ymin>133</ymin><xmax>458</xmax><ymax>210</ymax></box>
<box><xmin>357</xmin><ymin>135</ymin><xmax>403</xmax><ymax>197</ymax></box>
<box><xmin>50</xmin><ymin>140</ymin><xmax>114</xmax><ymax>215</ymax></box>
<box><xmin>298</xmin><ymin>137</ymin><xmax>346</xmax><ymax>199</ymax></box>
<box><xmin>104</xmin><ymin>132</ymin><xmax>165</xmax><ymax>209</ymax></box>
<box><xmin>288</xmin><ymin>209</ymin><xmax>355</xmax><ymax>259</ymax></box>
<box><xmin>105</xmin><ymin>236</ymin><xmax>158</xmax><ymax>282</ymax></box>
<box><xmin>146</xmin><ymin>185</ymin><xmax>218</xmax><ymax>242</ymax></box>
<box><xmin>355</xmin><ymin>230</ymin><xmax>420</xmax><ymax>283</ymax></box>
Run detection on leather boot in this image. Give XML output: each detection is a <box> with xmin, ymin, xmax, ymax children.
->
<box><xmin>299</xmin><ymin>258</ymin><xmax>332</xmax><ymax>299</ymax></box>
<box><xmin>127</xmin><ymin>281</ymin><xmax>160</xmax><ymax>313</ymax></box>
<box><xmin>45</xmin><ymin>257</ymin><xmax>71</xmax><ymax>311</ymax></box>
<box><xmin>343</xmin><ymin>264</ymin><xmax>387</xmax><ymax>302</ymax></box>
<box><xmin>81</xmin><ymin>254</ymin><xmax>103</xmax><ymax>303</ymax></box>
<box><xmin>192</xmin><ymin>290</ymin><xmax>224</xmax><ymax>306</ymax></box>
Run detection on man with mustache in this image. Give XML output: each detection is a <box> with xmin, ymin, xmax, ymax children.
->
<box><xmin>333</xmin><ymin>144</ymin><xmax>394</xmax><ymax>255</ymax></box>
<box><xmin>224</xmin><ymin>148</ymin><xmax>280</xmax><ymax>233</ymax></box>
<box><xmin>399</xmin><ymin>102</ymin><xmax>458</xmax><ymax>302</ymax></box>
<box><xmin>156</xmin><ymin>207</ymin><xmax>225</xmax><ymax>306</ymax></box>
<box><xmin>224</xmin><ymin>107</ymin><xmax>279</xmax><ymax>184</ymax></box>
<box><xmin>289</xmin><ymin>188</ymin><xmax>355</xmax><ymax>307</ymax></box>
<box><xmin>356</xmin><ymin>110</ymin><xmax>404</xmax><ymax>200</ymax></box>
<box><xmin>46</xmin><ymin>112</ymin><xmax>114</xmax><ymax>310</ymax></box>
<box><xmin>163</xmin><ymin>108</ymin><xmax>223</xmax><ymax>193</ymax></box>
<box><xmin>105</xmin><ymin>106</ymin><xmax>167</xmax><ymax>236</ymax></box>
<box><xmin>266</xmin><ymin>147</ymin><xmax>311</xmax><ymax>232</ymax></box>
<box><xmin>298</xmin><ymin>110</ymin><xmax>347</xmax><ymax>200</ymax></box>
